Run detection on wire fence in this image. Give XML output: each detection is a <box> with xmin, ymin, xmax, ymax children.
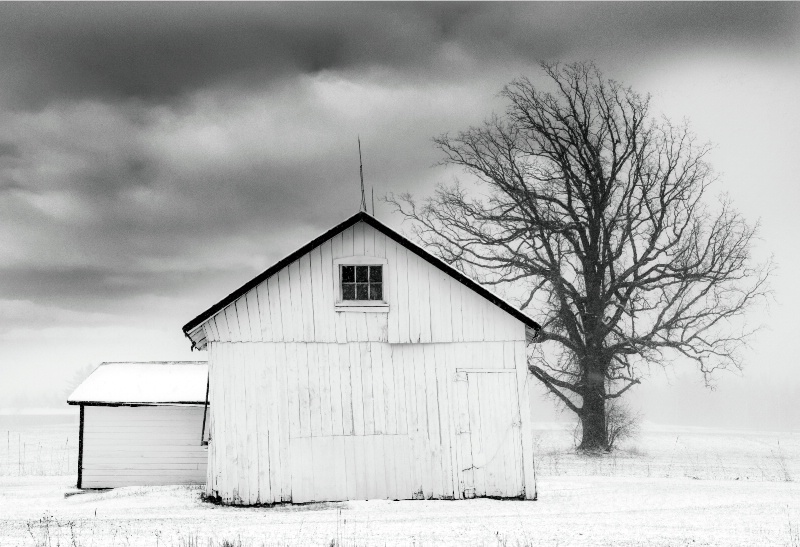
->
<box><xmin>0</xmin><ymin>415</ymin><xmax>78</xmax><ymax>477</ymax></box>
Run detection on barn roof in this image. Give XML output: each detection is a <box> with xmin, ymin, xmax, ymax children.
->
<box><xmin>182</xmin><ymin>210</ymin><xmax>541</xmax><ymax>341</ymax></box>
<box><xmin>67</xmin><ymin>361</ymin><xmax>208</xmax><ymax>406</ymax></box>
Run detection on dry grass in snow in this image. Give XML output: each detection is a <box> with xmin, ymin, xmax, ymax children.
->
<box><xmin>0</xmin><ymin>412</ymin><xmax>77</xmax><ymax>477</ymax></box>
<box><xmin>532</xmin><ymin>421</ymin><xmax>800</xmax><ymax>482</ymax></box>
<box><xmin>0</xmin><ymin>415</ymin><xmax>799</xmax><ymax>546</ymax></box>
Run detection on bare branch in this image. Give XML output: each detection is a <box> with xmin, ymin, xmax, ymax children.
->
<box><xmin>387</xmin><ymin>61</ymin><xmax>772</xmax><ymax>450</ymax></box>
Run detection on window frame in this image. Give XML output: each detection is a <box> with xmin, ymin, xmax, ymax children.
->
<box><xmin>333</xmin><ymin>256</ymin><xmax>389</xmax><ymax>312</ymax></box>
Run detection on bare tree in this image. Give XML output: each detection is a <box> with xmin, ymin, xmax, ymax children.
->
<box><xmin>390</xmin><ymin>62</ymin><xmax>771</xmax><ymax>451</ymax></box>
<box><xmin>571</xmin><ymin>399</ymin><xmax>639</xmax><ymax>451</ymax></box>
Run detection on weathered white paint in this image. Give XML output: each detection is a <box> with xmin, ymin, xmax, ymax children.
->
<box><xmin>194</xmin><ymin>222</ymin><xmax>526</xmax><ymax>349</ymax></box>
<box><xmin>81</xmin><ymin>405</ymin><xmax>208</xmax><ymax>488</ymax></box>
<box><xmin>206</xmin><ymin>339</ymin><xmax>533</xmax><ymax>504</ymax></box>
<box><xmin>458</xmin><ymin>370</ymin><xmax>524</xmax><ymax>498</ymax></box>
<box><xmin>194</xmin><ymin>220</ymin><xmax>536</xmax><ymax>504</ymax></box>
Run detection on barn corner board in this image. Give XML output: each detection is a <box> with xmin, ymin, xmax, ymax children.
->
<box><xmin>179</xmin><ymin>210</ymin><xmax>540</xmax><ymax>504</ymax></box>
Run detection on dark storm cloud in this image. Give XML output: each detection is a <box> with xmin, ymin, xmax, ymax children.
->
<box><xmin>0</xmin><ymin>2</ymin><xmax>463</xmax><ymax>109</ymax></box>
<box><xmin>1</xmin><ymin>2</ymin><xmax>798</xmax><ymax>427</ymax></box>
<box><xmin>428</xmin><ymin>3</ymin><xmax>799</xmax><ymax>76</ymax></box>
<box><xmin>1</xmin><ymin>3</ymin><xmax>795</xmax><ymax>109</ymax></box>
<box><xmin>0</xmin><ymin>142</ymin><xmax>20</xmax><ymax>159</ymax></box>
<box><xmin>0</xmin><ymin>263</ymin><xmax>244</xmax><ymax>311</ymax></box>
<box><xmin>1</xmin><ymin>1</ymin><xmax>797</xmax><ymax>320</ymax></box>
<box><xmin>0</xmin><ymin>265</ymin><xmax>144</xmax><ymax>303</ymax></box>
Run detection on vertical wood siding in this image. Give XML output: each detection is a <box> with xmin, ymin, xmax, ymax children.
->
<box><xmin>199</xmin><ymin>221</ymin><xmax>535</xmax><ymax>504</ymax></box>
<box><xmin>202</xmin><ymin>222</ymin><xmax>526</xmax><ymax>346</ymax></box>
<box><xmin>82</xmin><ymin>406</ymin><xmax>207</xmax><ymax>488</ymax></box>
<box><xmin>207</xmin><ymin>339</ymin><xmax>535</xmax><ymax>504</ymax></box>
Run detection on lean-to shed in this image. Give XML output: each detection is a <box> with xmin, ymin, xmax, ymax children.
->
<box><xmin>183</xmin><ymin>211</ymin><xmax>541</xmax><ymax>505</ymax></box>
<box><xmin>67</xmin><ymin>361</ymin><xmax>209</xmax><ymax>488</ymax></box>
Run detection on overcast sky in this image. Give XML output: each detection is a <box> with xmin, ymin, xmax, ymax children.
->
<box><xmin>1</xmin><ymin>3</ymin><xmax>798</xmax><ymax>429</ymax></box>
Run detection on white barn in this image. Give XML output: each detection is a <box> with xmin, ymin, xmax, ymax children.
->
<box><xmin>183</xmin><ymin>211</ymin><xmax>541</xmax><ymax>505</ymax></box>
<box><xmin>67</xmin><ymin>361</ymin><xmax>209</xmax><ymax>488</ymax></box>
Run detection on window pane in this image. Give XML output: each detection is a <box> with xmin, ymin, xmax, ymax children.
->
<box><xmin>356</xmin><ymin>265</ymin><xmax>369</xmax><ymax>282</ymax></box>
<box><xmin>342</xmin><ymin>265</ymin><xmax>355</xmax><ymax>283</ymax></box>
<box><xmin>342</xmin><ymin>283</ymin><xmax>355</xmax><ymax>300</ymax></box>
<box><xmin>356</xmin><ymin>283</ymin><xmax>369</xmax><ymax>300</ymax></box>
<box><xmin>369</xmin><ymin>265</ymin><xmax>382</xmax><ymax>282</ymax></box>
<box><xmin>369</xmin><ymin>283</ymin><xmax>382</xmax><ymax>300</ymax></box>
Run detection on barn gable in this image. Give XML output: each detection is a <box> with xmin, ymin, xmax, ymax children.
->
<box><xmin>183</xmin><ymin>211</ymin><xmax>540</xmax><ymax>350</ymax></box>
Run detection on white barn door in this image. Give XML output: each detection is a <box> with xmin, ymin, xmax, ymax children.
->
<box><xmin>455</xmin><ymin>370</ymin><xmax>524</xmax><ymax>499</ymax></box>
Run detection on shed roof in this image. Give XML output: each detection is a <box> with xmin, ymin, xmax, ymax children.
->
<box><xmin>67</xmin><ymin>361</ymin><xmax>208</xmax><ymax>406</ymax></box>
<box><xmin>182</xmin><ymin>211</ymin><xmax>541</xmax><ymax>343</ymax></box>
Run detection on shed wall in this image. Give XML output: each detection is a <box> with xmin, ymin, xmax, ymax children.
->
<box><xmin>81</xmin><ymin>405</ymin><xmax>208</xmax><ymax>488</ymax></box>
<box><xmin>206</xmin><ymin>340</ymin><xmax>536</xmax><ymax>504</ymax></box>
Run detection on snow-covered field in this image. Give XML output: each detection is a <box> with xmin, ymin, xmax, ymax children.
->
<box><xmin>1</xmin><ymin>414</ymin><xmax>799</xmax><ymax>546</ymax></box>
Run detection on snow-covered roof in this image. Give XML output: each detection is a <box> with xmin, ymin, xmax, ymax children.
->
<box><xmin>67</xmin><ymin>361</ymin><xmax>208</xmax><ymax>406</ymax></box>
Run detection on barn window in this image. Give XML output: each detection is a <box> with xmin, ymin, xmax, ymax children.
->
<box><xmin>341</xmin><ymin>265</ymin><xmax>383</xmax><ymax>301</ymax></box>
<box><xmin>333</xmin><ymin>256</ymin><xmax>389</xmax><ymax>311</ymax></box>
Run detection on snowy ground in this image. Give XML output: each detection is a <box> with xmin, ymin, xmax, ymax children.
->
<box><xmin>1</xmin><ymin>415</ymin><xmax>799</xmax><ymax>546</ymax></box>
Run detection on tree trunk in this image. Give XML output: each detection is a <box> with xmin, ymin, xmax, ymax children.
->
<box><xmin>578</xmin><ymin>372</ymin><xmax>608</xmax><ymax>451</ymax></box>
